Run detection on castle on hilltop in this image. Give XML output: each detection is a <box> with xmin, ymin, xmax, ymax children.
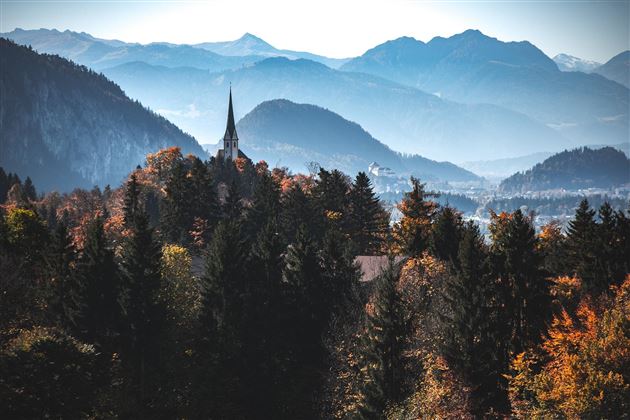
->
<box><xmin>217</xmin><ymin>87</ymin><xmax>247</xmax><ymax>162</ymax></box>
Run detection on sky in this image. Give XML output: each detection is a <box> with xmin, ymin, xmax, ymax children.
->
<box><xmin>1</xmin><ymin>0</ymin><xmax>628</xmax><ymax>62</ymax></box>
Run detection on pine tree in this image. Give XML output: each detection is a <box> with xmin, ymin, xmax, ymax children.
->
<box><xmin>195</xmin><ymin>220</ymin><xmax>247</xmax><ymax>417</ymax></box>
<box><xmin>490</xmin><ymin>210</ymin><xmax>550</xmax><ymax>354</ymax></box>
<box><xmin>47</xmin><ymin>221</ymin><xmax>81</xmax><ymax>331</ymax></box>
<box><xmin>348</xmin><ymin>172</ymin><xmax>387</xmax><ymax>255</ymax></box>
<box><xmin>392</xmin><ymin>177</ymin><xmax>439</xmax><ymax>256</ymax></box>
<box><xmin>281</xmin><ymin>183</ymin><xmax>322</xmax><ymax>245</ymax></box>
<box><xmin>75</xmin><ymin>215</ymin><xmax>120</xmax><ymax>350</ymax></box>
<box><xmin>189</xmin><ymin>157</ymin><xmax>220</xmax><ymax>229</ymax></box>
<box><xmin>566</xmin><ymin>199</ymin><xmax>600</xmax><ymax>292</ymax></box>
<box><xmin>281</xmin><ymin>224</ymin><xmax>326</xmax><ymax>416</ymax></box>
<box><xmin>123</xmin><ymin>173</ymin><xmax>141</xmax><ymax>228</ymax></box>
<box><xmin>355</xmin><ymin>259</ymin><xmax>405</xmax><ymax>419</ymax></box>
<box><xmin>223</xmin><ymin>179</ymin><xmax>243</xmax><ymax>221</ymax></box>
<box><xmin>430</xmin><ymin>205</ymin><xmax>464</xmax><ymax>263</ymax></box>
<box><xmin>320</xmin><ymin>228</ymin><xmax>361</xmax><ymax>313</ymax></box>
<box><xmin>160</xmin><ymin>160</ymin><xmax>192</xmax><ymax>244</ymax></box>
<box><xmin>23</xmin><ymin>176</ymin><xmax>37</xmax><ymax>201</ymax></box>
<box><xmin>245</xmin><ymin>171</ymin><xmax>281</xmax><ymax>239</ymax></box>
<box><xmin>119</xmin><ymin>194</ymin><xmax>165</xmax><ymax>415</ymax></box>
<box><xmin>439</xmin><ymin>222</ymin><xmax>507</xmax><ymax>415</ymax></box>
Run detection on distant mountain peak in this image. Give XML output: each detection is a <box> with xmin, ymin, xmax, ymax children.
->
<box><xmin>553</xmin><ymin>53</ymin><xmax>601</xmax><ymax>73</ymax></box>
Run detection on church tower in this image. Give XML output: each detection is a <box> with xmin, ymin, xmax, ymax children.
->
<box><xmin>223</xmin><ymin>87</ymin><xmax>239</xmax><ymax>161</ymax></box>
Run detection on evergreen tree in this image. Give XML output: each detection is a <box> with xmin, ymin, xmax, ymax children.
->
<box><xmin>223</xmin><ymin>179</ymin><xmax>243</xmax><ymax>221</ymax></box>
<box><xmin>281</xmin><ymin>183</ymin><xmax>322</xmax><ymax>245</ymax></box>
<box><xmin>348</xmin><ymin>172</ymin><xmax>387</xmax><ymax>255</ymax></box>
<box><xmin>281</xmin><ymin>224</ymin><xmax>326</xmax><ymax>416</ymax></box>
<box><xmin>123</xmin><ymin>173</ymin><xmax>141</xmax><ymax>228</ymax></box>
<box><xmin>47</xmin><ymin>221</ymin><xmax>81</xmax><ymax>331</ymax></box>
<box><xmin>566</xmin><ymin>199</ymin><xmax>600</xmax><ymax>292</ymax></box>
<box><xmin>119</xmin><ymin>195</ymin><xmax>165</xmax><ymax>415</ymax></box>
<box><xmin>355</xmin><ymin>259</ymin><xmax>405</xmax><ymax>419</ymax></box>
<box><xmin>189</xmin><ymin>157</ymin><xmax>220</xmax><ymax>229</ymax></box>
<box><xmin>392</xmin><ymin>177</ymin><xmax>439</xmax><ymax>256</ymax></box>
<box><xmin>75</xmin><ymin>215</ymin><xmax>120</xmax><ymax>350</ymax></box>
<box><xmin>23</xmin><ymin>176</ymin><xmax>37</xmax><ymax>201</ymax></box>
<box><xmin>0</xmin><ymin>167</ymin><xmax>8</xmax><ymax>203</ymax></box>
<box><xmin>160</xmin><ymin>160</ymin><xmax>192</xmax><ymax>244</ymax></box>
<box><xmin>430</xmin><ymin>205</ymin><xmax>464</xmax><ymax>263</ymax></box>
<box><xmin>490</xmin><ymin>210</ymin><xmax>550</xmax><ymax>354</ymax></box>
<box><xmin>195</xmin><ymin>220</ymin><xmax>247</xmax><ymax>417</ymax></box>
<box><xmin>245</xmin><ymin>171</ymin><xmax>281</xmax><ymax>238</ymax></box>
<box><xmin>439</xmin><ymin>222</ymin><xmax>507</xmax><ymax>415</ymax></box>
<box><xmin>320</xmin><ymin>228</ymin><xmax>361</xmax><ymax>313</ymax></box>
<box><xmin>597</xmin><ymin>202</ymin><xmax>626</xmax><ymax>286</ymax></box>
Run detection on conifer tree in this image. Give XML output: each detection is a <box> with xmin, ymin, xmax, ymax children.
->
<box><xmin>439</xmin><ymin>222</ymin><xmax>507</xmax><ymax>415</ymax></box>
<box><xmin>119</xmin><ymin>186</ymin><xmax>165</xmax><ymax>415</ymax></box>
<box><xmin>189</xmin><ymin>157</ymin><xmax>220</xmax><ymax>229</ymax></box>
<box><xmin>23</xmin><ymin>176</ymin><xmax>37</xmax><ymax>201</ymax></box>
<box><xmin>223</xmin><ymin>179</ymin><xmax>243</xmax><ymax>221</ymax></box>
<box><xmin>160</xmin><ymin>160</ymin><xmax>192</xmax><ymax>243</ymax></box>
<box><xmin>490</xmin><ymin>210</ymin><xmax>549</xmax><ymax>353</ymax></box>
<box><xmin>245</xmin><ymin>171</ymin><xmax>281</xmax><ymax>238</ymax></box>
<box><xmin>75</xmin><ymin>215</ymin><xmax>120</xmax><ymax>350</ymax></box>
<box><xmin>566</xmin><ymin>199</ymin><xmax>600</xmax><ymax>291</ymax></box>
<box><xmin>430</xmin><ymin>205</ymin><xmax>464</xmax><ymax>263</ymax></box>
<box><xmin>281</xmin><ymin>224</ymin><xmax>326</xmax><ymax>416</ymax></box>
<box><xmin>281</xmin><ymin>183</ymin><xmax>322</xmax><ymax>244</ymax></box>
<box><xmin>320</xmin><ymin>228</ymin><xmax>361</xmax><ymax>312</ymax></box>
<box><xmin>392</xmin><ymin>177</ymin><xmax>439</xmax><ymax>256</ymax></box>
<box><xmin>355</xmin><ymin>259</ymin><xmax>405</xmax><ymax>419</ymax></box>
<box><xmin>48</xmin><ymin>221</ymin><xmax>81</xmax><ymax>331</ymax></box>
<box><xmin>348</xmin><ymin>172</ymin><xmax>387</xmax><ymax>255</ymax></box>
<box><xmin>196</xmin><ymin>219</ymin><xmax>247</xmax><ymax>417</ymax></box>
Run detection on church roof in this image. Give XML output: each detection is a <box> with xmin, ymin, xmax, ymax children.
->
<box><xmin>223</xmin><ymin>87</ymin><xmax>238</xmax><ymax>141</ymax></box>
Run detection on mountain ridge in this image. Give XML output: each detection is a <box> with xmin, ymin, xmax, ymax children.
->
<box><xmin>0</xmin><ymin>38</ymin><xmax>205</xmax><ymax>191</ymax></box>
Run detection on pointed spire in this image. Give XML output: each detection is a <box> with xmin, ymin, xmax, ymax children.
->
<box><xmin>224</xmin><ymin>85</ymin><xmax>238</xmax><ymax>140</ymax></box>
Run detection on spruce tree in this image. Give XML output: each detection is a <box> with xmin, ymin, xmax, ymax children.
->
<box><xmin>566</xmin><ymin>199</ymin><xmax>600</xmax><ymax>292</ymax></box>
<box><xmin>189</xmin><ymin>157</ymin><xmax>220</xmax><ymax>229</ymax></box>
<box><xmin>195</xmin><ymin>220</ymin><xmax>247</xmax><ymax>417</ymax></box>
<box><xmin>119</xmin><ymin>190</ymin><xmax>164</xmax><ymax>415</ymax></box>
<box><xmin>160</xmin><ymin>160</ymin><xmax>192</xmax><ymax>244</ymax></box>
<box><xmin>320</xmin><ymin>228</ymin><xmax>361</xmax><ymax>312</ymax></box>
<box><xmin>430</xmin><ymin>205</ymin><xmax>464</xmax><ymax>263</ymax></box>
<box><xmin>281</xmin><ymin>183</ymin><xmax>322</xmax><ymax>245</ymax></box>
<box><xmin>392</xmin><ymin>177</ymin><xmax>439</xmax><ymax>256</ymax></box>
<box><xmin>439</xmin><ymin>222</ymin><xmax>507</xmax><ymax>415</ymax></box>
<box><xmin>245</xmin><ymin>171</ymin><xmax>281</xmax><ymax>239</ymax></box>
<box><xmin>75</xmin><ymin>215</ymin><xmax>120</xmax><ymax>350</ymax></box>
<box><xmin>23</xmin><ymin>176</ymin><xmax>37</xmax><ymax>201</ymax></box>
<box><xmin>355</xmin><ymin>259</ymin><xmax>405</xmax><ymax>419</ymax></box>
<box><xmin>348</xmin><ymin>172</ymin><xmax>387</xmax><ymax>255</ymax></box>
<box><xmin>47</xmin><ymin>221</ymin><xmax>81</xmax><ymax>331</ymax></box>
<box><xmin>490</xmin><ymin>210</ymin><xmax>549</xmax><ymax>353</ymax></box>
<box><xmin>281</xmin><ymin>224</ymin><xmax>326</xmax><ymax>417</ymax></box>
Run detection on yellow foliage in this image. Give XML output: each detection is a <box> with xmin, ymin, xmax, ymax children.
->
<box><xmin>508</xmin><ymin>277</ymin><xmax>630</xmax><ymax>418</ymax></box>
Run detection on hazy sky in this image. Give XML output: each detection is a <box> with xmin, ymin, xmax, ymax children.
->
<box><xmin>1</xmin><ymin>0</ymin><xmax>628</xmax><ymax>62</ymax></box>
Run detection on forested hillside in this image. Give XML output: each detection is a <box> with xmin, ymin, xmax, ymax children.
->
<box><xmin>236</xmin><ymin>99</ymin><xmax>479</xmax><ymax>181</ymax></box>
<box><xmin>0</xmin><ymin>39</ymin><xmax>205</xmax><ymax>191</ymax></box>
<box><xmin>1</xmin><ymin>148</ymin><xmax>628</xmax><ymax>418</ymax></box>
<box><xmin>499</xmin><ymin>146</ymin><xmax>630</xmax><ymax>193</ymax></box>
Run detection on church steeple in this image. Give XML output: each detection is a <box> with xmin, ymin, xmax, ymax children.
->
<box><xmin>223</xmin><ymin>86</ymin><xmax>238</xmax><ymax>160</ymax></box>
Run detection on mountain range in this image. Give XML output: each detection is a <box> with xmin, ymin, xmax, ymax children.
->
<box><xmin>3</xmin><ymin>27</ymin><xmax>629</xmax><ymax>184</ymax></box>
<box><xmin>0</xmin><ymin>39</ymin><xmax>204</xmax><ymax>191</ymax></box>
<box><xmin>233</xmin><ymin>99</ymin><xmax>479</xmax><ymax>181</ymax></box>
<box><xmin>102</xmin><ymin>57</ymin><xmax>569</xmax><ymax>162</ymax></box>
<box><xmin>341</xmin><ymin>30</ymin><xmax>629</xmax><ymax>149</ymax></box>
<box><xmin>194</xmin><ymin>32</ymin><xmax>350</xmax><ymax>69</ymax></box>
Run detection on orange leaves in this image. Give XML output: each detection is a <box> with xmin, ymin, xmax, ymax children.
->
<box><xmin>145</xmin><ymin>146</ymin><xmax>183</xmax><ymax>180</ymax></box>
<box><xmin>508</xmin><ymin>278</ymin><xmax>630</xmax><ymax>417</ymax></box>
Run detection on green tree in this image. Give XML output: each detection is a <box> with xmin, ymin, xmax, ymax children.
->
<box><xmin>430</xmin><ymin>205</ymin><xmax>464</xmax><ymax>263</ymax></box>
<box><xmin>392</xmin><ymin>177</ymin><xmax>439</xmax><ymax>256</ymax></box>
<box><xmin>119</xmin><ymin>192</ymin><xmax>165</xmax><ymax>415</ymax></box>
<box><xmin>75</xmin><ymin>215</ymin><xmax>120</xmax><ymax>350</ymax></box>
<box><xmin>439</xmin><ymin>222</ymin><xmax>508</xmax><ymax>416</ymax></box>
<box><xmin>348</xmin><ymin>172</ymin><xmax>388</xmax><ymax>255</ymax></box>
<box><xmin>566</xmin><ymin>199</ymin><xmax>601</xmax><ymax>292</ymax></box>
<box><xmin>355</xmin><ymin>259</ymin><xmax>406</xmax><ymax>419</ymax></box>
